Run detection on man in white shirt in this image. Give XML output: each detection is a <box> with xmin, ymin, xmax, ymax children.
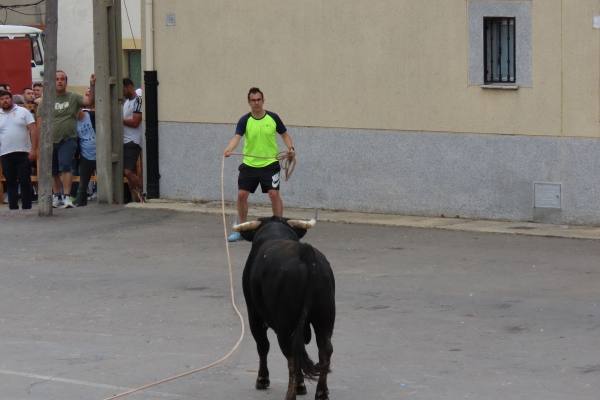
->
<box><xmin>122</xmin><ymin>78</ymin><xmax>144</xmax><ymax>202</ymax></box>
<box><xmin>0</xmin><ymin>90</ymin><xmax>37</xmax><ymax>209</ymax></box>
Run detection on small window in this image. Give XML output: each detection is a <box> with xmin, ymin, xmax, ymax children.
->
<box><xmin>484</xmin><ymin>17</ymin><xmax>515</xmax><ymax>84</ymax></box>
<box><xmin>29</xmin><ymin>35</ymin><xmax>43</xmax><ymax>65</ymax></box>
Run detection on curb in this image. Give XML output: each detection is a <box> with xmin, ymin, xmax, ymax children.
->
<box><xmin>126</xmin><ymin>200</ymin><xmax>600</xmax><ymax>241</ymax></box>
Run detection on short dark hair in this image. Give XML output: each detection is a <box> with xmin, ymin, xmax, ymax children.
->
<box><xmin>123</xmin><ymin>78</ymin><xmax>135</xmax><ymax>87</ymax></box>
<box><xmin>56</xmin><ymin>70</ymin><xmax>68</xmax><ymax>82</ymax></box>
<box><xmin>0</xmin><ymin>90</ymin><xmax>12</xmax><ymax>98</ymax></box>
<box><xmin>247</xmin><ymin>87</ymin><xmax>264</xmax><ymax>100</ymax></box>
<box><xmin>33</xmin><ymin>82</ymin><xmax>43</xmax><ymax>88</ymax></box>
<box><xmin>23</xmin><ymin>87</ymin><xmax>33</xmax><ymax>92</ymax></box>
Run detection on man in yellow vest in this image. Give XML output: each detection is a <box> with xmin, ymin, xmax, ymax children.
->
<box><xmin>224</xmin><ymin>87</ymin><xmax>295</xmax><ymax>242</ymax></box>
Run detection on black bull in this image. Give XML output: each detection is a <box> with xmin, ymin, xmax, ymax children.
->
<box><xmin>235</xmin><ymin>217</ymin><xmax>335</xmax><ymax>400</ymax></box>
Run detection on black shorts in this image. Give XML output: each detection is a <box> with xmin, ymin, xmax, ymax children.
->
<box><xmin>123</xmin><ymin>142</ymin><xmax>141</xmax><ymax>171</ymax></box>
<box><xmin>238</xmin><ymin>162</ymin><xmax>281</xmax><ymax>193</ymax></box>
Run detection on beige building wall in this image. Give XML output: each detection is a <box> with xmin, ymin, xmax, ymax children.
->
<box><xmin>562</xmin><ymin>0</ymin><xmax>600</xmax><ymax>137</ymax></box>
<box><xmin>151</xmin><ymin>0</ymin><xmax>599</xmax><ymax>138</ymax></box>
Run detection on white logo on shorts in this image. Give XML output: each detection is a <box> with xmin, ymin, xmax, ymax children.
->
<box><xmin>272</xmin><ymin>172</ymin><xmax>280</xmax><ymax>188</ymax></box>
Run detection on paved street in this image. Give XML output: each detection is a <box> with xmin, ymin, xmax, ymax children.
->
<box><xmin>1</xmin><ymin>205</ymin><xmax>599</xmax><ymax>399</ymax></box>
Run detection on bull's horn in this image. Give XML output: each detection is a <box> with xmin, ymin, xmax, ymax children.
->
<box><xmin>287</xmin><ymin>218</ymin><xmax>317</xmax><ymax>229</ymax></box>
<box><xmin>232</xmin><ymin>220</ymin><xmax>262</xmax><ymax>232</ymax></box>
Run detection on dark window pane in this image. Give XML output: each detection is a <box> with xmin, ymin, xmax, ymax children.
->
<box><xmin>484</xmin><ymin>17</ymin><xmax>516</xmax><ymax>84</ymax></box>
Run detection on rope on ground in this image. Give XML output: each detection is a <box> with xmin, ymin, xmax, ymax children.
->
<box><xmin>100</xmin><ymin>156</ymin><xmax>245</xmax><ymax>400</ymax></box>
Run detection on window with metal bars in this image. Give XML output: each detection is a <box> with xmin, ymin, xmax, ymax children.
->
<box><xmin>484</xmin><ymin>17</ymin><xmax>516</xmax><ymax>84</ymax></box>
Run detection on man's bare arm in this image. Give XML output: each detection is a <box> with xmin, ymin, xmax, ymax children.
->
<box><xmin>123</xmin><ymin>113</ymin><xmax>143</xmax><ymax>128</ymax></box>
<box><xmin>224</xmin><ymin>134</ymin><xmax>242</xmax><ymax>157</ymax></box>
<box><xmin>83</xmin><ymin>74</ymin><xmax>95</xmax><ymax>106</ymax></box>
<box><xmin>27</xmin><ymin>122</ymin><xmax>38</xmax><ymax>160</ymax></box>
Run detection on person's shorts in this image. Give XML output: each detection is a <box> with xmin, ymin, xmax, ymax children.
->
<box><xmin>238</xmin><ymin>161</ymin><xmax>281</xmax><ymax>193</ymax></box>
<box><xmin>52</xmin><ymin>138</ymin><xmax>77</xmax><ymax>176</ymax></box>
<box><xmin>123</xmin><ymin>142</ymin><xmax>142</xmax><ymax>172</ymax></box>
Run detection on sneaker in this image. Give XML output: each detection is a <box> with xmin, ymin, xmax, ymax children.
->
<box><xmin>61</xmin><ymin>196</ymin><xmax>75</xmax><ymax>208</ymax></box>
<box><xmin>52</xmin><ymin>194</ymin><xmax>63</xmax><ymax>208</ymax></box>
<box><xmin>227</xmin><ymin>231</ymin><xmax>242</xmax><ymax>242</ymax></box>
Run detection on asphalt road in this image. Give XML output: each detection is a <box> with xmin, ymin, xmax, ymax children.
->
<box><xmin>1</xmin><ymin>205</ymin><xmax>599</xmax><ymax>399</ymax></box>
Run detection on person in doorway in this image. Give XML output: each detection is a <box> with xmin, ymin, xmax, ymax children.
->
<box><xmin>122</xmin><ymin>78</ymin><xmax>144</xmax><ymax>203</ymax></box>
<box><xmin>223</xmin><ymin>87</ymin><xmax>295</xmax><ymax>242</ymax></box>
<box><xmin>0</xmin><ymin>90</ymin><xmax>37</xmax><ymax>210</ymax></box>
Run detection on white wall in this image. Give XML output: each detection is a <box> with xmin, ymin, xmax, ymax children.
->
<box><xmin>55</xmin><ymin>0</ymin><xmax>141</xmax><ymax>90</ymax></box>
<box><xmin>57</xmin><ymin>0</ymin><xmax>94</xmax><ymax>89</ymax></box>
<box><xmin>122</xmin><ymin>0</ymin><xmax>142</xmax><ymax>40</ymax></box>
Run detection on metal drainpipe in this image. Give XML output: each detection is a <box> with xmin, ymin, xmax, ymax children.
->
<box><xmin>143</xmin><ymin>0</ymin><xmax>160</xmax><ymax>199</ymax></box>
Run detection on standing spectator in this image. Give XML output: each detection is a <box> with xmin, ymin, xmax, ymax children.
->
<box><xmin>0</xmin><ymin>90</ymin><xmax>37</xmax><ymax>210</ymax></box>
<box><xmin>33</xmin><ymin>82</ymin><xmax>43</xmax><ymax>107</ymax></box>
<box><xmin>32</xmin><ymin>82</ymin><xmax>43</xmax><ymax>100</ymax></box>
<box><xmin>22</xmin><ymin>87</ymin><xmax>39</xmax><ymax>200</ymax></box>
<box><xmin>22</xmin><ymin>87</ymin><xmax>37</xmax><ymax>115</ymax></box>
<box><xmin>74</xmin><ymin>105</ymin><xmax>96</xmax><ymax>207</ymax></box>
<box><xmin>51</xmin><ymin>70</ymin><xmax>95</xmax><ymax>208</ymax></box>
<box><xmin>223</xmin><ymin>87</ymin><xmax>295</xmax><ymax>241</ymax></box>
<box><xmin>122</xmin><ymin>78</ymin><xmax>144</xmax><ymax>203</ymax></box>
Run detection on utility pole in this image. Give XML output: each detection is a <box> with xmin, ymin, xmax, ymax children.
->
<box><xmin>93</xmin><ymin>0</ymin><xmax>124</xmax><ymax>204</ymax></box>
<box><xmin>38</xmin><ymin>0</ymin><xmax>58</xmax><ymax>216</ymax></box>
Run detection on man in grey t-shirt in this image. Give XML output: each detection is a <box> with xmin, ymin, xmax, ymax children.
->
<box><xmin>51</xmin><ymin>70</ymin><xmax>95</xmax><ymax>208</ymax></box>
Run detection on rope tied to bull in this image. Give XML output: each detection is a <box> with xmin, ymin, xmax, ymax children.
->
<box><xmin>228</xmin><ymin>150</ymin><xmax>297</xmax><ymax>181</ymax></box>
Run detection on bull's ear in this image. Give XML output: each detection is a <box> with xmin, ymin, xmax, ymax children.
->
<box><xmin>293</xmin><ymin>228</ymin><xmax>308</xmax><ymax>240</ymax></box>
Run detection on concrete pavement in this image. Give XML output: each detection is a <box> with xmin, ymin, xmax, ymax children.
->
<box><xmin>1</xmin><ymin>205</ymin><xmax>599</xmax><ymax>400</ymax></box>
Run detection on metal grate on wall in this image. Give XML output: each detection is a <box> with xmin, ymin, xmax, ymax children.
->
<box><xmin>484</xmin><ymin>17</ymin><xmax>516</xmax><ymax>84</ymax></box>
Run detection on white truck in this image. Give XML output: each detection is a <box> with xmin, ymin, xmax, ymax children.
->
<box><xmin>0</xmin><ymin>25</ymin><xmax>45</xmax><ymax>84</ymax></box>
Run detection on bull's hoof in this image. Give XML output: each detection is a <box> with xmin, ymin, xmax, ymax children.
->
<box><xmin>296</xmin><ymin>382</ymin><xmax>307</xmax><ymax>395</ymax></box>
<box><xmin>315</xmin><ymin>389</ymin><xmax>329</xmax><ymax>400</ymax></box>
<box><xmin>255</xmin><ymin>376</ymin><xmax>270</xmax><ymax>390</ymax></box>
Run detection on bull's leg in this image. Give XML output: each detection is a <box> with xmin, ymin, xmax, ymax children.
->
<box><xmin>249</xmin><ymin>316</ymin><xmax>270</xmax><ymax>390</ymax></box>
<box><xmin>285</xmin><ymin>357</ymin><xmax>298</xmax><ymax>400</ymax></box>
<box><xmin>296</xmin><ymin>369</ymin><xmax>307</xmax><ymax>395</ymax></box>
<box><xmin>314</xmin><ymin>334</ymin><xmax>333</xmax><ymax>400</ymax></box>
<box><xmin>275</xmin><ymin>333</ymin><xmax>298</xmax><ymax>400</ymax></box>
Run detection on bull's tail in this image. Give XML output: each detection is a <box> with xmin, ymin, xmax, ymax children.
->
<box><xmin>291</xmin><ymin>243</ymin><xmax>320</xmax><ymax>380</ymax></box>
